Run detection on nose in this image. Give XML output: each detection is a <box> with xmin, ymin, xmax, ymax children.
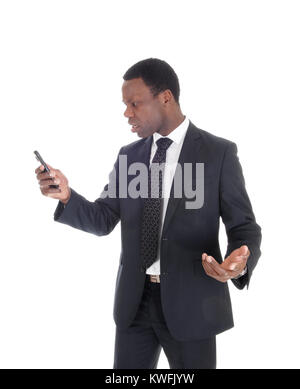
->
<box><xmin>123</xmin><ymin>106</ymin><xmax>134</xmax><ymax>118</ymax></box>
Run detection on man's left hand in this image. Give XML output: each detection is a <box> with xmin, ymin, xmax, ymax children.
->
<box><xmin>202</xmin><ymin>245</ymin><xmax>250</xmax><ymax>283</ymax></box>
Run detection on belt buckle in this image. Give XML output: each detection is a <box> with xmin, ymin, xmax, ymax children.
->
<box><xmin>150</xmin><ymin>274</ymin><xmax>160</xmax><ymax>283</ymax></box>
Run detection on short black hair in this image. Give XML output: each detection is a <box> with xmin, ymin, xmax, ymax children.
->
<box><xmin>123</xmin><ymin>58</ymin><xmax>180</xmax><ymax>104</ymax></box>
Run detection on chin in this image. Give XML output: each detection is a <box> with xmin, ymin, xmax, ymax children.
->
<box><xmin>137</xmin><ymin>129</ymin><xmax>148</xmax><ymax>138</ymax></box>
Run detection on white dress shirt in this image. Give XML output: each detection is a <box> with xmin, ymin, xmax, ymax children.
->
<box><xmin>60</xmin><ymin>114</ymin><xmax>246</xmax><ymax>279</ymax></box>
<box><xmin>146</xmin><ymin>115</ymin><xmax>190</xmax><ymax>275</ymax></box>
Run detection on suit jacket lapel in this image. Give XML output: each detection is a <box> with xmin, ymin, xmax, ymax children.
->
<box><xmin>136</xmin><ymin>135</ymin><xmax>153</xmax><ymax>169</ymax></box>
<box><xmin>161</xmin><ymin>121</ymin><xmax>203</xmax><ymax>237</ymax></box>
<box><xmin>133</xmin><ymin>136</ymin><xmax>153</xmax><ymax>211</ymax></box>
<box><xmin>133</xmin><ymin>121</ymin><xmax>204</xmax><ymax>237</ymax></box>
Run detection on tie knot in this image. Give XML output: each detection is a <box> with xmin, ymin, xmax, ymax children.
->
<box><xmin>156</xmin><ymin>137</ymin><xmax>173</xmax><ymax>151</ymax></box>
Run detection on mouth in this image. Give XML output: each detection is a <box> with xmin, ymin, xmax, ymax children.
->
<box><xmin>130</xmin><ymin>124</ymin><xmax>140</xmax><ymax>133</ymax></box>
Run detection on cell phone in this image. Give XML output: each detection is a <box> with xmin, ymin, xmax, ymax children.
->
<box><xmin>33</xmin><ymin>150</ymin><xmax>59</xmax><ymax>189</ymax></box>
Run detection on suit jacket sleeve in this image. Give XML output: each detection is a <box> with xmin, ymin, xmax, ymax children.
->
<box><xmin>219</xmin><ymin>142</ymin><xmax>262</xmax><ymax>290</ymax></box>
<box><xmin>53</xmin><ymin>147</ymin><xmax>123</xmax><ymax>236</ymax></box>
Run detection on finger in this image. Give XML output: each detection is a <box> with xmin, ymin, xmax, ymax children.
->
<box><xmin>234</xmin><ymin>254</ymin><xmax>248</xmax><ymax>260</ymax></box>
<box><xmin>234</xmin><ymin>245</ymin><xmax>248</xmax><ymax>257</ymax></box>
<box><xmin>227</xmin><ymin>262</ymin><xmax>245</xmax><ymax>271</ymax></box>
<box><xmin>225</xmin><ymin>248</ymin><xmax>249</xmax><ymax>266</ymax></box>
<box><xmin>37</xmin><ymin>167</ymin><xmax>58</xmax><ymax>180</ymax></box>
<box><xmin>202</xmin><ymin>261</ymin><xmax>218</xmax><ymax>276</ymax></box>
<box><xmin>40</xmin><ymin>162</ymin><xmax>54</xmax><ymax>171</ymax></box>
<box><xmin>202</xmin><ymin>253</ymin><xmax>215</xmax><ymax>274</ymax></box>
<box><xmin>41</xmin><ymin>187</ymin><xmax>61</xmax><ymax>196</ymax></box>
<box><xmin>228</xmin><ymin>255</ymin><xmax>248</xmax><ymax>264</ymax></box>
<box><xmin>39</xmin><ymin>178</ymin><xmax>59</xmax><ymax>188</ymax></box>
<box><xmin>202</xmin><ymin>260</ymin><xmax>219</xmax><ymax>277</ymax></box>
<box><xmin>37</xmin><ymin>172</ymin><xmax>55</xmax><ymax>183</ymax></box>
<box><xmin>203</xmin><ymin>261</ymin><xmax>230</xmax><ymax>282</ymax></box>
<box><xmin>48</xmin><ymin>167</ymin><xmax>56</xmax><ymax>178</ymax></box>
<box><xmin>204</xmin><ymin>255</ymin><xmax>228</xmax><ymax>277</ymax></box>
<box><xmin>36</xmin><ymin>170</ymin><xmax>51</xmax><ymax>180</ymax></box>
<box><xmin>241</xmin><ymin>245</ymin><xmax>249</xmax><ymax>255</ymax></box>
<box><xmin>43</xmin><ymin>177</ymin><xmax>60</xmax><ymax>185</ymax></box>
<box><xmin>222</xmin><ymin>260</ymin><xmax>246</xmax><ymax>274</ymax></box>
<box><xmin>225</xmin><ymin>256</ymin><xmax>248</xmax><ymax>271</ymax></box>
<box><xmin>206</xmin><ymin>261</ymin><xmax>230</xmax><ymax>279</ymax></box>
<box><xmin>35</xmin><ymin>165</ymin><xmax>45</xmax><ymax>174</ymax></box>
<box><xmin>36</xmin><ymin>168</ymin><xmax>49</xmax><ymax>177</ymax></box>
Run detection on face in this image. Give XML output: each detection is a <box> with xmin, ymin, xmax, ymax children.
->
<box><xmin>122</xmin><ymin>78</ymin><xmax>167</xmax><ymax>138</ymax></box>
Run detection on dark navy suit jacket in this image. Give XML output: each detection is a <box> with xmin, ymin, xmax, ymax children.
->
<box><xmin>54</xmin><ymin>120</ymin><xmax>262</xmax><ymax>341</ymax></box>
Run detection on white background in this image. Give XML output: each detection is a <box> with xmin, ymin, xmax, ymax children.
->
<box><xmin>0</xmin><ymin>0</ymin><xmax>299</xmax><ymax>369</ymax></box>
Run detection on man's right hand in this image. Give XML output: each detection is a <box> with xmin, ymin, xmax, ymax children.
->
<box><xmin>35</xmin><ymin>164</ymin><xmax>71</xmax><ymax>204</ymax></box>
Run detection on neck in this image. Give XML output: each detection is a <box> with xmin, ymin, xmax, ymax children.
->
<box><xmin>158</xmin><ymin>111</ymin><xmax>186</xmax><ymax>136</ymax></box>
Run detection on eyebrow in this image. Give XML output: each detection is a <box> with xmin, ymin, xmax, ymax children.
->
<box><xmin>122</xmin><ymin>97</ymin><xmax>139</xmax><ymax>103</ymax></box>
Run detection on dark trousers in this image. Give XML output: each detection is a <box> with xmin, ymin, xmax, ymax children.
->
<box><xmin>113</xmin><ymin>276</ymin><xmax>216</xmax><ymax>369</ymax></box>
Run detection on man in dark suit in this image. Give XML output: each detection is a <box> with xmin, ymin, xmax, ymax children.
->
<box><xmin>35</xmin><ymin>58</ymin><xmax>262</xmax><ymax>369</ymax></box>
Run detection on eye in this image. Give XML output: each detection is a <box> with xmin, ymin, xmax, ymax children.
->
<box><xmin>132</xmin><ymin>102</ymin><xmax>137</xmax><ymax>107</ymax></box>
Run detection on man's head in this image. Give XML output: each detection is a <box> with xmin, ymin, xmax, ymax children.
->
<box><xmin>122</xmin><ymin>58</ymin><xmax>182</xmax><ymax>138</ymax></box>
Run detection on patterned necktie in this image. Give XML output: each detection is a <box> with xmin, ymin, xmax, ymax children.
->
<box><xmin>140</xmin><ymin>137</ymin><xmax>173</xmax><ymax>272</ymax></box>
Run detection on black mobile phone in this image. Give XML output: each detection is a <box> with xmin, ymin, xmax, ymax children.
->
<box><xmin>34</xmin><ymin>150</ymin><xmax>59</xmax><ymax>189</ymax></box>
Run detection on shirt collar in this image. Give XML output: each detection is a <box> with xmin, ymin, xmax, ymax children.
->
<box><xmin>152</xmin><ymin>115</ymin><xmax>189</xmax><ymax>145</ymax></box>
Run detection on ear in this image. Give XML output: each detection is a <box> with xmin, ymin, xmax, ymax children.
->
<box><xmin>158</xmin><ymin>89</ymin><xmax>173</xmax><ymax>105</ymax></box>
